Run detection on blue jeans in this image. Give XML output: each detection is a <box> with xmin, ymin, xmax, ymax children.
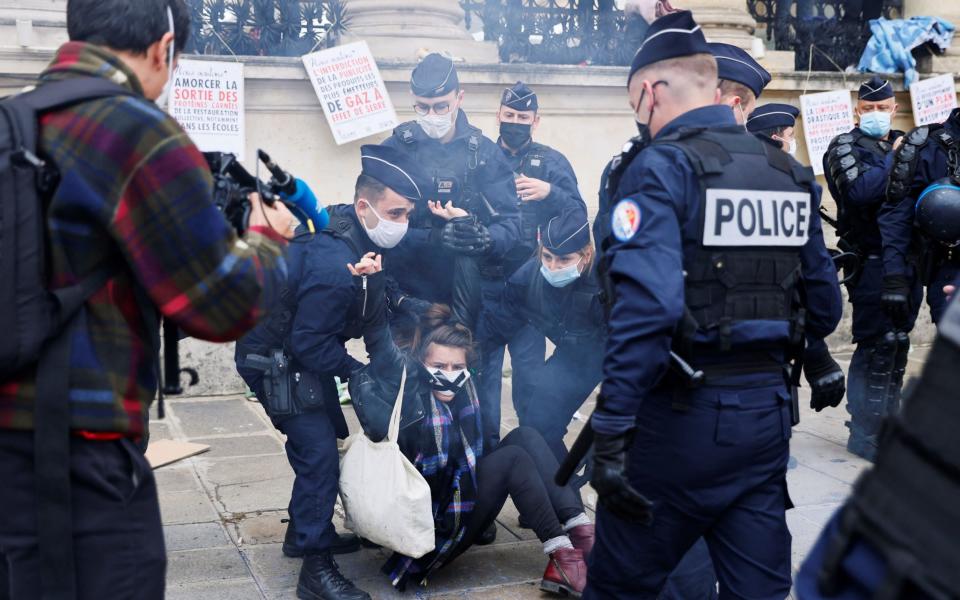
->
<box><xmin>280</xmin><ymin>410</ymin><xmax>340</xmax><ymax>553</ymax></box>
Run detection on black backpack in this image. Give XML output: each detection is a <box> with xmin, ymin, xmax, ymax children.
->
<box><xmin>0</xmin><ymin>77</ymin><xmax>135</xmax><ymax>599</ymax></box>
<box><xmin>0</xmin><ymin>77</ymin><xmax>135</xmax><ymax>378</ymax></box>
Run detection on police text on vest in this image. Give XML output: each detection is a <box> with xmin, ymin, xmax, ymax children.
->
<box><xmin>702</xmin><ymin>189</ymin><xmax>811</xmax><ymax>247</ymax></box>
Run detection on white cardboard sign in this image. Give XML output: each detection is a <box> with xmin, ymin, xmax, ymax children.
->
<box><xmin>910</xmin><ymin>73</ymin><xmax>958</xmax><ymax>126</ymax></box>
<box><xmin>800</xmin><ymin>90</ymin><xmax>855</xmax><ymax>176</ymax></box>
<box><xmin>302</xmin><ymin>41</ymin><xmax>399</xmax><ymax>145</ymax></box>
<box><xmin>169</xmin><ymin>59</ymin><xmax>245</xmax><ymax>159</ymax></box>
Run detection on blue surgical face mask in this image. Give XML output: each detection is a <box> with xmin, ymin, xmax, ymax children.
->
<box><xmin>860</xmin><ymin>110</ymin><xmax>892</xmax><ymax>139</ymax></box>
<box><xmin>540</xmin><ymin>257</ymin><xmax>582</xmax><ymax>288</ymax></box>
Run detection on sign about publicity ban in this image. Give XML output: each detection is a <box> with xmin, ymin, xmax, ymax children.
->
<box><xmin>800</xmin><ymin>90</ymin><xmax>855</xmax><ymax>176</ymax></box>
<box><xmin>910</xmin><ymin>73</ymin><xmax>958</xmax><ymax>126</ymax></box>
<box><xmin>169</xmin><ymin>59</ymin><xmax>245</xmax><ymax>159</ymax></box>
<box><xmin>302</xmin><ymin>41</ymin><xmax>399</xmax><ymax>145</ymax></box>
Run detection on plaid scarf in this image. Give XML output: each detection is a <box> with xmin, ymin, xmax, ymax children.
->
<box><xmin>384</xmin><ymin>380</ymin><xmax>483</xmax><ymax>589</ymax></box>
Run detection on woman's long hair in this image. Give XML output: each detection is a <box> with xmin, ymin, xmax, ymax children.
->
<box><xmin>400</xmin><ymin>304</ymin><xmax>478</xmax><ymax>368</ymax></box>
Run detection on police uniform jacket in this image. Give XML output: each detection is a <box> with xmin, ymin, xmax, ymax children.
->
<box><xmin>879</xmin><ymin>108</ymin><xmax>960</xmax><ymax>277</ymax></box>
<box><xmin>236</xmin><ymin>204</ymin><xmax>378</xmax><ymax>434</ymax></box>
<box><xmin>478</xmin><ymin>257</ymin><xmax>605</xmax><ymax>350</ymax></box>
<box><xmin>823</xmin><ymin>126</ymin><xmax>903</xmax><ymax>255</ymax></box>
<box><xmin>381</xmin><ymin>111</ymin><xmax>521</xmax><ymax>302</ymax></box>
<box><xmin>601</xmin><ymin>105</ymin><xmax>843</xmax><ymax>419</ymax></box>
<box><xmin>499</xmin><ymin>140</ymin><xmax>586</xmax><ymax>232</ymax></box>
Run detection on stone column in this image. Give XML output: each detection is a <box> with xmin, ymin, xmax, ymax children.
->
<box><xmin>905</xmin><ymin>0</ymin><xmax>960</xmax><ymax>73</ymax></box>
<box><xmin>344</xmin><ymin>0</ymin><xmax>499</xmax><ymax>62</ymax></box>
<box><xmin>0</xmin><ymin>0</ymin><xmax>67</xmax><ymax>48</ymax></box>
<box><xmin>685</xmin><ymin>0</ymin><xmax>759</xmax><ymax>54</ymax></box>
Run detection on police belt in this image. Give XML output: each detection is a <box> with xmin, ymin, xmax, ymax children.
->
<box><xmin>678</xmin><ymin>352</ymin><xmax>785</xmax><ymax>384</ymax></box>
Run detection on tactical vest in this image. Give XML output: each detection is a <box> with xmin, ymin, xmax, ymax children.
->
<box><xmin>826</xmin><ymin>129</ymin><xmax>898</xmax><ymax>245</ymax></box>
<box><xmin>394</xmin><ymin>120</ymin><xmax>483</xmax><ymax>219</ymax></box>
<box><xmin>655</xmin><ymin>127</ymin><xmax>815</xmax><ymax>352</ymax></box>
<box><xmin>524</xmin><ymin>266</ymin><xmax>606</xmax><ymax>346</ymax></box>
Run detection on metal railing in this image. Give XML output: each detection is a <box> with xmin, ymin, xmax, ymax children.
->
<box><xmin>747</xmin><ymin>0</ymin><xmax>903</xmax><ymax>71</ymax></box>
<box><xmin>185</xmin><ymin>0</ymin><xmax>349</xmax><ymax>57</ymax></box>
<box><xmin>460</xmin><ymin>0</ymin><xmax>645</xmax><ymax>66</ymax></box>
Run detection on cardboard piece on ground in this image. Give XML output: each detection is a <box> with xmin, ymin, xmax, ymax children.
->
<box><xmin>145</xmin><ymin>440</ymin><xmax>210</xmax><ymax>469</ymax></box>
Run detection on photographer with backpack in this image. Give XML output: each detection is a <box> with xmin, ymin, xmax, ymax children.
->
<box><xmin>0</xmin><ymin>1</ymin><xmax>294</xmax><ymax>598</ymax></box>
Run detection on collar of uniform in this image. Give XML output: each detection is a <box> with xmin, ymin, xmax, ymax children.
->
<box><xmin>654</xmin><ymin>105</ymin><xmax>736</xmax><ymax>140</ymax></box>
<box><xmin>39</xmin><ymin>41</ymin><xmax>145</xmax><ymax>96</ymax></box>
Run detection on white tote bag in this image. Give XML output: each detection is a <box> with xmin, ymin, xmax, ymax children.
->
<box><xmin>339</xmin><ymin>367</ymin><xmax>435</xmax><ymax>558</ymax></box>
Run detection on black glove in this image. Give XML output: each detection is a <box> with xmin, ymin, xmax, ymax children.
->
<box><xmin>881</xmin><ymin>274</ymin><xmax>910</xmax><ymax>328</ymax></box>
<box><xmin>590</xmin><ymin>421</ymin><xmax>654</xmax><ymax>524</ymax></box>
<box><xmin>803</xmin><ymin>346</ymin><xmax>846</xmax><ymax>412</ymax></box>
<box><xmin>357</xmin><ymin>270</ymin><xmax>387</xmax><ymax>326</ymax></box>
<box><xmin>441</xmin><ymin>216</ymin><xmax>492</xmax><ymax>256</ymax></box>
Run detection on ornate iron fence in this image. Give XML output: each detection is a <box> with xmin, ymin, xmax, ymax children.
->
<box><xmin>185</xmin><ymin>0</ymin><xmax>349</xmax><ymax>57</ymax></box>
<box><xmin>460</xmin><ymin>0</ymin><xmax>646</xmax><ymax>66</ymax></box>
<box><xmin>747</xmin><ymin>0</ymin><xmax>903</xmax><ymax>71</ymax></box>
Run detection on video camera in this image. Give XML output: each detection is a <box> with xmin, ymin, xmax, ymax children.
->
<box><xmin>203</xmin><ymin>149</ymin><xmax>328</xmax><ymax>236</ymax></box>
<box><xmin>163</xmin><ymin>150</ymin><xmax>327</xmax><ymax>399</ymax></box>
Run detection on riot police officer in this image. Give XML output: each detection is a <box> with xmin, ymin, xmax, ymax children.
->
<box><xmin>380</xmin><ymin>52</ymin><xmax>522</xmax><ymax>449</ymax></box>
<box><xmin>492</xmin><ymin>81</ymin><xmax>586</xmax><ymax>424</ymax></box>
<box><xmin>747</xmin><ymin>103</ymin><xmax>800</xmax><ymax>155</ymax></box>
<box><xmin>823</xmin><ymin>76</ymin><xmax>921</xmax><ymax>461</ymax></box>
<box><xmin>711</xmin><ymin>42</ymin><xmax>772</xmax><ymax>125</ymax></box>
<box><xmin>882</xmin><ymin>105</ymin><xmax>960</xmax><ymax>325</ymax></box>
<box><xmin>235</xmin><ymin>145</ymin><xmax>428</xmax><ymax>600</ymax></box>
<box><xmin>584</xmin><ymin>11</ymin><xmax>843</xmax><ymax>598</ymax></box>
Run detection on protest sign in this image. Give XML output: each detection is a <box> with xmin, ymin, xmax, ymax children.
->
<box><xmin>800</xmin><ymin>90</ymin><xmax>855</xmax><ymax>176</ymax></box>
<box><xmin>302</xmin><ymin>41</ymin><xmax>399</xmax><ymax>145</ymax></box>
<box><xmin>170</xmin><ymin>59</ymin><xmax>245</xmax><ymax>159</ymax></box>
<box><xmin>910</xmin><ymin>73</ymin><xmax>958</xmax><ymax>126</ymax></box>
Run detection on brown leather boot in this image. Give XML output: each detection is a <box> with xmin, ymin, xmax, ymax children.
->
<box><xmin>567</xmin><ymin>524</ymin><xmax>595</xmax><ymax>558</ymax></box>
<box><xmin>540</xmin><ymin>547</ymin><xmax>586</xmax><ymax>598</ymax></box>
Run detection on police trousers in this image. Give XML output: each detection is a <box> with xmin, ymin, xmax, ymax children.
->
<box><xmin>584</xmin><ymin>377</ymin><xmax>793</xmax><ymax>600</ymax></box>
<box><xmin>0</xmin><ymin>430</ymin><xmax>166</xmax><ymax>600</ymax></box>
<box><xmin>278</xmin><ymin>410</ymin><xmax>341</xmax><ymax>554</ymax></box>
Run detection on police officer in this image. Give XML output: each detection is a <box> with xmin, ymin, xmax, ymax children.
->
<box><xmin>493</xmin><ymin>81</ymin><xmax>586</xmax><ymax>424</ymax></box>
<box><xmin>381</xmin><ymin>52</ymin><xmax>522</xmax><ymax>449</ymax></box>
<box><xmin>747</xmin><ymin>103</ymin><xmax>800</xmax><ymax>155</ymax></box>
<box><xmin>823</xmin><ymin>76</ymin><xmax>921</xmax><ymax>461</ymax></box>
<box><xmin>882</xmin><ymin>105</ymin><xmax>960</xmax><ymax>325</ymax></box>
<box><xmin>235</xmin><ymin>145</ymin><xmax>428</xmax><ymax>600</ymax></box>
<box><xmin>711</xmin><ymin>42</ymin><xmax>772</xmax><ymax>125</ymax></box>
<box><xmin>584</xmin><ymin>11</ymin><xmax>843</xmax><ymax>599</ymax></box>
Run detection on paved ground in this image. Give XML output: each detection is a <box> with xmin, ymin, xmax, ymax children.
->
<box><xmin>152</xmin><ymin>345</ymin><xmax>931</xmax><ymax>599</ymax></box>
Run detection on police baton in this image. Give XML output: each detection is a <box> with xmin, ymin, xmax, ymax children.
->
<box><xmin>555</xmin><ymin>351</ymin><xmax>703</xmax><ymax>487</ymax></box>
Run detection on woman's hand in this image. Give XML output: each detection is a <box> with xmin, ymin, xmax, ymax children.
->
<box><xmin>428</xmin><ymin>200</ymin><xmax>468</xmax><ymax>221</ymax></box>
<box><xmin>348</xmin><ymin>252</ymin><xmax>383</xmax><ymax>276</ymax></box>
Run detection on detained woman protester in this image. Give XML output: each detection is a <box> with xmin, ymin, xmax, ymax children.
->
<box><xmin>478</xmin><ymin>207</ymin><xmax>605</xmax><ymax>462</ymax></box>
<box><xmin>349</xmin><ymin>247</ymin><xmax>594</xmax><ymax>596</ymax></box>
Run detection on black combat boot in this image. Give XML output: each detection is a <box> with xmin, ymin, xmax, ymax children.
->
<box><xmin>283</xmin><ymin>519</ymin><xmax>361</xmax><ymax>558</ymax></box>
<box><xmin>297</xmin><ymin>552</ymin><xmax>371</xmax><ymax>600</ymax></box>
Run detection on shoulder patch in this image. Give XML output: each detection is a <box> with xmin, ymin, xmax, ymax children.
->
<box><xmin>611</xmin><ymin>199</ymin><xmax>642</xmax><ymax>242</ymax></box>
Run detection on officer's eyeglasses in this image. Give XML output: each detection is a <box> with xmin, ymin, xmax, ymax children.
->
<box><xmin>414</xmin><ymin>101</ymin><xmax>453</xmax><ymax>116</ymax></box>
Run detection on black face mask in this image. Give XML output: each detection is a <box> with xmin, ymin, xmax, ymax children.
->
<box><xmin>635</xmin><ymin>120</ymin><xmax>650</xmax><ymax>142</ymax></box>
<box><xmin>500</xmin><ymin>122</ymin><xmax>533</xmax><ymax>150</ymax></box>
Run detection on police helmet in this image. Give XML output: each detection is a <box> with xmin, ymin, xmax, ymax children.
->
<box><xmin>916</xmin><ymin>178</ymin><xmax>960</xmax><ymax>244</ymax></box>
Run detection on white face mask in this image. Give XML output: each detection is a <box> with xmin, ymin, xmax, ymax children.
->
<box><xmin>418</xmin><ymin>111</ymin><xmax>455</xmax><ymax>139</ymax></box>
<box><xmin>787</xmin><ymin>138</ymin><xmax>798</xmax><ymax>156</ymax></box>
<box><xmin>154</xmin><ymin>7</ymin><xmax>176</xmax><ymax>110</ymax></box>
<box><xmin>360</xmin><ymin>200</ymin><xmax>408</xmax><ymax>249</ymax></box>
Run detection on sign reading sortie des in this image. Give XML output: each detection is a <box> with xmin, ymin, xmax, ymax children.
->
<box><xmin>169</xmin><ymin>59</ymin><xmax>245</xmax><ymax>159</ymax></box>
<box><xmin>302</xmin><ymin>41</ymin><xmax>399</xmax><ymax>145</ymax></box>
<box><xmin>910</xmin><ymin>73</ymin><xmax>958</xmax><ymax>126</ymax></box>
<box><xmin>800</xmin><ymin>90</ymin><xmax>855</xmax><ymax>176</ymax></box>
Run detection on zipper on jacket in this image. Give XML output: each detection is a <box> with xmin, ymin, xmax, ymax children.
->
<box><xmin>361</xmin><ymin>275</ymin><xmax>368</xmax><ymax>317</ymax></box>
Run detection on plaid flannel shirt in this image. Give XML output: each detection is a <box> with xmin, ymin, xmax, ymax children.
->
<box><xmin>0</xmin><ymin>42</ymin><xmax>287</xmax><ymax>436</ymax></box>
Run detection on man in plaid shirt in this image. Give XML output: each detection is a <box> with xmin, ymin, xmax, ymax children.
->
<box><xmin>0</xmin><ymin>0</ymin><xmax>294</xmax><ymax>597</ymax></box>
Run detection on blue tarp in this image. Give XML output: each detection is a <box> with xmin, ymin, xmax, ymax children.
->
<box><xmin>858</xmin><ymin>17</ymin><xmax>956</xmax><ymax>87</ymax></box>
